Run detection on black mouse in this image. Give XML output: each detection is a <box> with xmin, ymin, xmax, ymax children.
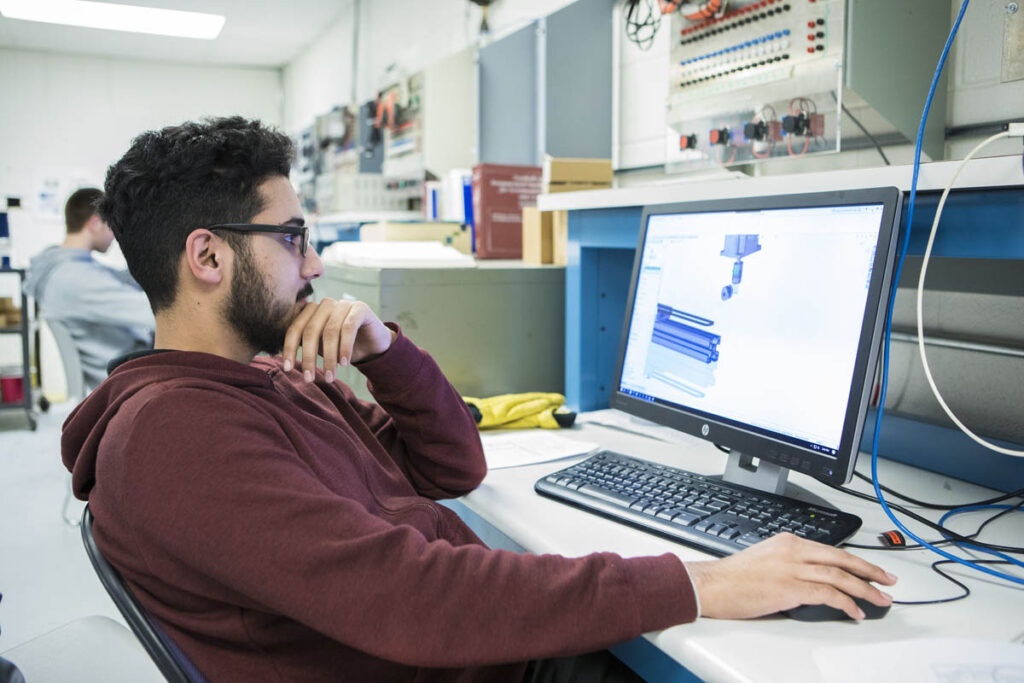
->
<box><xmin>782</xmin><ymin>598</ymin><xmax>891</xmax><ymax>622</ymax></box>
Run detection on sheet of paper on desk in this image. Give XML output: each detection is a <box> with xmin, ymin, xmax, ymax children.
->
<box><xmin>479</xmin><ymin>432</ymin><xmax>599</xmax><ymax>470</ymax></box>
<box><xmin>812</xmin><ymin>638</ymin><xmax>1024</xmax><ymax>683</ymax></box>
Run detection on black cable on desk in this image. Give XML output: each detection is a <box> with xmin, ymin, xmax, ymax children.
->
<box><xmin>852</xmin><ymin>470</ymin><xmax>1024</xmax><ymax>511</ymax></box>
<box><xmin>893</xmin><ymin>560</ymin><xmax>1016</xmax><ymax>606</ymax></box>
<box><xmin>831</xmin><ymin>485</ymin><xmax>1024</xmax><ymax>554</ymax></box>
<box><xmin>842</xmin><ymin>500</ymin><xmax>1023</xmax><ymax>553</ymax></box>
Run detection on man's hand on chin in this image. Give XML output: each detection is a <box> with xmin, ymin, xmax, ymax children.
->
<box><xmin>282</xmin><ymin>298</ymin><xmax>397</xmax><ymax>382</ymax></box>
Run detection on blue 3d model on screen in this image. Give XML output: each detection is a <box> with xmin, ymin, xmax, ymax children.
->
<box><xmin>720</xmin><ymin>234</ymin><xmax>761</xmax><ymax>300</ymax></box>
<box><xmin>646</xmin><ymin>304</ymin><xmax>720</xmax><ymax>399</ymax></box>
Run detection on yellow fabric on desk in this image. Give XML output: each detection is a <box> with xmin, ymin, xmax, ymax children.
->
<box><xmin>463</xmin><ymin>392</ymin><xmax>575</xmax><ymax>430</ymax></box>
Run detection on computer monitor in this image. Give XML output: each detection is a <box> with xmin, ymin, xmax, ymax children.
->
<box><xmin>610</xmin><ymin>187</ymin><xmax>903</xmax><ymax>498</ymax></box>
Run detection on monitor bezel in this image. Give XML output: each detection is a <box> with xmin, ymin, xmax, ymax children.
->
<box><xmin>609</xmin><ymin>187</ymin><xmax>903</xmax><ymax>487</ymax></box>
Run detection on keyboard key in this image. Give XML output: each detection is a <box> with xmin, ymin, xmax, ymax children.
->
<box><xmin>737</xmin><ymin>532</ymin><xmax>764</xmax><ymax>547</ymax></box>
<box><xmin>577</xmin><ymin>484</ymin><xmax>636</xmax><ymax>507</ymax></box>
<box><xmin>671</xmin><ymin>512</ymin><xmax>701</xmax><ymax>526</ymax></box>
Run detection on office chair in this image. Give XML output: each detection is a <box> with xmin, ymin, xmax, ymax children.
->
<box><xmin>45</xmin><ymin>319</ymin><xmax>89</xmax><ymax>527</ymax></box>
<box><xmin>81</xmin><ymin>505</ymin><xmax>208</xmax><ymax>683</ymax></box>
<box><xmin>42</xmin><ymin>318</ymin><xmax>86</xmax><ymax>401</ymax></box>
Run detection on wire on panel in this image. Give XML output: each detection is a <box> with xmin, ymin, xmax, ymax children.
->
<box><xmin>624</xmin><ymin>0</ymin><xmax>662</xmax><ymax>50</ymax></box>
<box><xmin>830</xmin><ymin>91</ymin><xmax>890</xmax><ymax>166</ymax></box>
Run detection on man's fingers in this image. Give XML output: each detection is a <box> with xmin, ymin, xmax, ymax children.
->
<box><xmin>282</xmin><ymin>303</ymin><xmax>320</xmax><ymax>371</ymax></box>
<box><xmin>815</xmin><ymin>586</ymin><xmax>866</xmax><ymax>620</ymax></box>
<box><xmin>320</xmin><ymin>318</ymin><xmax>341</xmax><ymax>381</ymax></box>
<box><xmin>800</xmin><ymin>563</ymin><xmax>893</xmax><ymax>608</ymax></box>
<box><xmin>797</xmin><ymin>540</ymin><xmax>898</xmax><ymax>586</ymax></box>
<box><xmin>280</xmin><ymin>298</ymin><xmax>392</xmax><ymax>380</ymax></box>
<box><xmin>300</xmin><ymin>302</ymin><xmax>341</xmax><ymax>378</ymax></box>
<box><xmin>337</xmin><ymin>303</ymin><xmax>368</xmax><ymax>367</ymax></box>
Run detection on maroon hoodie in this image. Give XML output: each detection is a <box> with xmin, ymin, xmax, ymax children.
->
<box><xmin>62</xmin><ymin>325</ymin><xmax>697</xmax><ymax>682</ymax></box>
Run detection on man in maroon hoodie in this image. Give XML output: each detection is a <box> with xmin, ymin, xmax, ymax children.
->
<box><xmin>62</xmin><ymin>117</ymin><xmax>895</xmax><ymax>682</ymax></box>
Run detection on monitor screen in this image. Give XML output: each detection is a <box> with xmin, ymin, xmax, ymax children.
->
<box><xmin>611</xmin><ymin>188</ymin><xmax>902</xmax><ymax>488</ymax></box>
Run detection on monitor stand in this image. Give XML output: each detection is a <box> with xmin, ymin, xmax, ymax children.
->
<box><xmin>708</xmin><ymin>450</ymin><xmax>838</xmax><ymax>510</ymax></box>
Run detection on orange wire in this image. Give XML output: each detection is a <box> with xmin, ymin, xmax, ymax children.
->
<box><xmin>786</xmin><ymin>134</ymin><xmax>810</xmax><ymax>158</ymax></box>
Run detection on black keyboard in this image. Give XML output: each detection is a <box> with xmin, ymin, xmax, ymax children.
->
<box><xmin>535</xmin><ymin>451</ymin><xmax>861</xmax><ymax>556</ymax></box>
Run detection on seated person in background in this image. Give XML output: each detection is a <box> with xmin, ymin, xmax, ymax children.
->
<box><xmin>62</xmin><ymin>117</ymin><xmax>896</xmax><ymax>683</ymax></box>
<box><xmin>24</xmin><ymin>187</ymin><xmax>154</xmax><ymax>390</ymax></box>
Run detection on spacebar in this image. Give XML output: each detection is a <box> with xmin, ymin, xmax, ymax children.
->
<box><xmin>577</xmin><ymin>484</ymin><xmax>636</xmax><ymax>507</ymax></box>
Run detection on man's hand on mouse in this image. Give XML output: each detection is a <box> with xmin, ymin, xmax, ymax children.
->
<box><xmin>282</xmin><ymin>298</ymin><xmax>396</xmax><ymax>382</ymax></box>
<box><xmin>684</xmin><ymin>533</ymin><xmax>897</xmax><ymax>620</ymax></box>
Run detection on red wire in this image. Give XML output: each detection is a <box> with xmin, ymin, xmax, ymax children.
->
<box><xmin>786</xmin><ymin>134</ymin><xmax>810</xmax><ymax>158</ymax></box>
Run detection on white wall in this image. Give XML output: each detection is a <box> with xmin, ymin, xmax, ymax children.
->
<box><xmin>0</xmin><ymin>48</ymin><xmax>281</xmax><ymax>372</ymax></box>
<box><xmin>283</xmin><ymin>0</ymin><xmax>579</xmax><ymax>134</ymax></box>
<box><xmin>0</xmin><ymin>48</ymin><xmax>281</xmax><ymax>245</ymax></box>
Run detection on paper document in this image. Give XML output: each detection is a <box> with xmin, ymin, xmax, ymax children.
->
<box><xmin>320</xmin><ymin>241</ymin><xmax>475</xmax><ymax>268</ymax></box>
<box><xmin>812</xmin><ymin>638</ymin><xmax>1024</xmax><ymax>683</ymax></box>
<box><xmin>480</xmin><ymin>431</ymin><xmax>599</xmax><ymax>470</ymax></box>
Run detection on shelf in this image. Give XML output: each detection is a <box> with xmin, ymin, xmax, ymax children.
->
<box><xmin>0</xmin><ymin>327</ymin><xmax>26</xmax><ymax>334</ymax></box>
<box><xmin>315</xmin><ymin>211</ymin><xmax>424</xmax><ymax>227</ymax></box>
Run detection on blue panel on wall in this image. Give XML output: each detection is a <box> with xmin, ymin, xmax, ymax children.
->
<box><xmin>903</xmin><ymin>187</ymin><xmax>1024</xmax><ymax>258</ymax></box>
<box><xmin>860</xmin><ymin>412</ymin><xmax>1024</xmax><ymax>492</ymax></box>
<box><xmin>565</xmin><ymin>207</ymin><xmax>642</xmax><ymax>410</ymax></box>
<box><xmin>595</xmin><ymin>249</ymin><xmax>635</xmax><ymax>402</ymax></box>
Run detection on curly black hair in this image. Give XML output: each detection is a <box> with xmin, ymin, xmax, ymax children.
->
<box><xmin>99</xmin><ymin>116</ymin><xmax>294</xmax><ymax>313</ymax></box>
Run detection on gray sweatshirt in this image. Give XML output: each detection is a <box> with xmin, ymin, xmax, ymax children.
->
<box><xmin>24</xmin><ymin>246</ymin><xmax>154</xmax><ymax>389</ymax></box>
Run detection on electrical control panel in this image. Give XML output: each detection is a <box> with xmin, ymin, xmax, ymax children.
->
<box><xmin>666</xmin><ymin>0</ymin><xmax>843</xmax><ymax>171</ymax></box>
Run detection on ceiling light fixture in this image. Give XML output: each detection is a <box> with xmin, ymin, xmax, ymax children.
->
<box><xmin>0</xmin><ymin>0</ymin><xmax>225</xmax><ymax>40</ymax></box>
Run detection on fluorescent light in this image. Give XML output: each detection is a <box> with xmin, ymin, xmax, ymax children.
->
<box><xmin>0</xmin><ymin>0</ymin><xmax>225</xmax><ymax>40</ymax></box>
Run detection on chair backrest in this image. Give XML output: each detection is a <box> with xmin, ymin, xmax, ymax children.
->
<box><xmin>81</xmin><ymin>505</ymin><xmax>206</xmax><ymax>683</ymax></box>
<box><xmin>43</xmin><ymin>318</ymin><xmax>85</xmax><ymax>401</ymax></box>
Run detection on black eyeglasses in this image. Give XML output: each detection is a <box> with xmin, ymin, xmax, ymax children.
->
<box><xmin>205</xmin><ymin>223</ymin><xmax>309</xmax><ymax>257</ymax></box>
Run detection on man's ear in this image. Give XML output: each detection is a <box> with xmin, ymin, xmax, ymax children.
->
<box><xmin>183</xmin><ymin>229</ymin><xmax>227</xmax><ymax>286</ymax></box>
<box><xmin>83</xmin><ymin>213</ymin><xmax>104</xmax><ymax>236</ymax></box>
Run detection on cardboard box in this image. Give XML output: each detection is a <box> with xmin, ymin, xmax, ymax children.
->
<box><xmin>360</xmin><ymin>221</ymin><xmax>472</xmax><ymax>255</ymax></box>
<box><xmin>521</xmin><ymin>207</ymin><xmax>553</xmax><ymax>264</ymax></box>
<box><xmin>543</xmin><ymin>156</ymin><xmax>612</xmax><ymax>184</ymax></box>
<box><xmin>545</xmin><ymin>181</ymin><xmax>612</xmax><ymax>194</ymax></box>
<box><xmin>552</xmin><ymin>210</ymin><xmax>569</xmax><ymax>266</ymax></box>
<box><xmin>472</xmin><ymin>164</ymin><xmax>543</xmax><ymax>259</ymax></box>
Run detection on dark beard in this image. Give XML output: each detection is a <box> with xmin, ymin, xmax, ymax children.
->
<box><xmin>224</xmin><ymin>241</ymin><xmax>297</xmax><ymax>356</ymax></box>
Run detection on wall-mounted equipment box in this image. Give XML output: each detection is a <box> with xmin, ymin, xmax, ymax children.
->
<box><xmin>477</xmin><ymin>0</ymin><xmax>616</xmax><ymax>167</ymax></box>
<box><xmin>665</xmin><ymin>0</ymin><xmax>949</xmax><ymax>171</ymax></box>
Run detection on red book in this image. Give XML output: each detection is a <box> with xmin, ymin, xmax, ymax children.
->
<box><xmin>472</xmin><ymin>164</ymin><xmax>543</xmax><ymax>259</ymax></box>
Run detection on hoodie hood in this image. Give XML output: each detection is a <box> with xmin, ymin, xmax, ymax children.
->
<box><xmin>62</xmin><ymin>350</ymin><xmax>275</xmax><ymax>500</ymax></box>
<box><xmin>23</xmin><ymin>246</ymin><xmax>92</xmax><ymax>300</ymax></box>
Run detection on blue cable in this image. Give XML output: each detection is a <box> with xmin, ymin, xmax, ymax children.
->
<box><xmin>869</xmin><ymin>0</ymin><xmax>1024</xmax><ymax>587</ymax></box>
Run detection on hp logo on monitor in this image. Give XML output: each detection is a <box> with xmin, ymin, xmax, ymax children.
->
<box><xmin>701</xmin><ymin>424</ymin><xmax>709</xmax><ymax>436</ymax></box>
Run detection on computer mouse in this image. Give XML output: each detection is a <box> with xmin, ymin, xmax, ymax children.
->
<box><xmin>782</xmin><ymin>597</ymin><xmax>891</xmax><ymax>622</ymax></box>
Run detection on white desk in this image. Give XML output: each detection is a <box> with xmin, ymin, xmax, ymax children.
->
<box><xmin>449</xmin><ymin>421</ymin><xmax>1024</xmax><ymax>682</ymax></box>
